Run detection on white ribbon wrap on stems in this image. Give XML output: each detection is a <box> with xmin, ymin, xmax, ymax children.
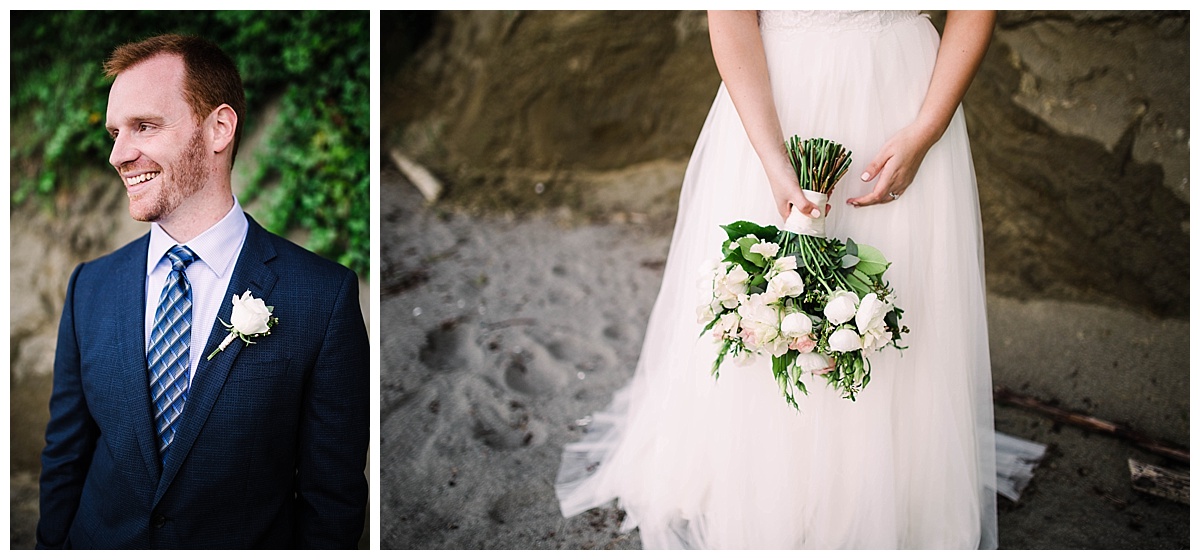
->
<box><xmin>782</xmin><ymin>189</ymin><xmax>828</xmax><ymax>236</ymax></box>
<box><xmin>217</xmin><ymin>332</ymin><xmax>238</xmax><ymax>353</ymax></box>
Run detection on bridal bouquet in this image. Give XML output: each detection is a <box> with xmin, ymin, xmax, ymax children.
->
<box><xmin>697</xmin><ymin>137</ymin><xmax>908</xmax><ymax>410</ymax></box>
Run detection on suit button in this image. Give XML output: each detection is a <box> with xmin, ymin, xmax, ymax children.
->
<box><xmin>152</xmin><ymin>515</ymin><xmax>167</xmax><ymax>528</ymax></box>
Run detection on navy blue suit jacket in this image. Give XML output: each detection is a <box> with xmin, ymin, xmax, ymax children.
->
<box><xmin>37</xmin><ymin>216</ymin><xmax>369</xmax><ymax>549</ymax></box>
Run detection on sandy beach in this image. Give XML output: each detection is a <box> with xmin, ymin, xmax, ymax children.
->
<box><xmin>380</xmin><ymin>167</ymin><xmax>1189</xmax><ymax>549</ymax></box>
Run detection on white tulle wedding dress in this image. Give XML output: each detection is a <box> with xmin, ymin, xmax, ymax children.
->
<box><xmin>557</xmin><ymin>11</ymin><xmax>1010</xmax><ymax>549</ymax></box>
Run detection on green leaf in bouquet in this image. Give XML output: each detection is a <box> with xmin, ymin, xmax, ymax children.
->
<box><xmin>884</xmin><ymin>307</ymin><xmax>909</xmax><ymax>349</ymax></box>
<box><xmin>851</xmin><ymin>356</ymin><xmax>866</xmax><ymax>386</ymax></box>
<box><xmin>776</xmin><ymin>368</ymin><xmax>789</xmax><ymax>393</ymax></box>
<box><xmin>722</xmin><ymin>248</ymin><xmax>756</xmax><ymax>274</ymax></box>
<box><xmin>845</xmin><ymin>237</ymin><xmax>858</xmax><ymax>256</ymax></box>
<box><xmin>711</xmin><ymin>339</ymin><xmax>733</xmax><ymax>379</ymax></box>
<box><xmin>737</xmin><ymin>237</ymin><xmax>767</xmax><ymax>268</ymax></box>
<box><xmin>721</xmin><ymin>221</ymin><xmax>778</xmax><ymax>242</ymax></box>
<box><xmin>844</xmin><ymin>269</ymin><xmax>872</xmax><ymax>296</ymax></box>
<box><xmin>853</xmin><ymin>243</ymin><xmax>890</xmax><ymax>276</ymax></box>
<box><xmin>721</xmin><ymin>240</ymin><xmax>738</xmax><ymax>258</ymax></box>
<box><xmin>700</xmin><ymin>311</ymin><xmax>723</xmax><ymax>336</ymax></box>
<box><xmin>841</xmin><ymin>254</ymin><xmax>860</xmax><ymax>269</ymax></box>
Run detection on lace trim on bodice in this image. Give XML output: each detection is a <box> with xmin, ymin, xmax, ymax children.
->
<box><xmin>759</xmin><ymin>10</ymin><xmax>922</xmax><ymax>32</ymax></box>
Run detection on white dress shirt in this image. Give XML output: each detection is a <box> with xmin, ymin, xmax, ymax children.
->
<box><xmin>144</xmin><ymin>196</ymin><xmax>249</xmax><ymax>381</ymax></box>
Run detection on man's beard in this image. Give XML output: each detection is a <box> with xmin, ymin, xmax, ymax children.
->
<box><xmin>129</xmin><ymin>128</ymin><xmax>208</xmax><ymax>223</ymax></box>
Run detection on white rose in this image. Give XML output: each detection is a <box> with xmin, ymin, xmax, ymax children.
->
<box><xmin>734</xmin><ymin>351</ymin><xmax>756</xmax><ymax>367</ymax></box>
<box><xmin>774</xmin><ymin>255</ymin><xmax>798</xmax><ymax>272</ymax></box>
<box><xmin>762</xmin><ymin>334</ymin><xmax>790</xmax><ymax>357</ymax></box>
<box><xmin>854</xmin><ymin>293</ymin><xmax>888</xmax><ymax>331</ymax></box>
<box><xmin>230</xmin><ymin>290</ymin><xmax>273</xmax><ymax>335</ymax></box>
<box><xmin>737</xmin><ymin>293</ymin><xmax>781</xmax><ymax>353</ymax></box>
<box><xmin>828</xmin><ymin>328</ymin><xmax>862</xmax><ymax>353</ymax></box>
<box><xmin>764</xmin><ymin>270</ymin><xmax>805</xmax><ymax>302</ymax></box>
<box><xmin>749</xmin><ymin>241</ymin><xmax>780</xmax><ymax>259</ymax></box>
<box><xmin>780</xmin><ymin>312</ymin><xmax>813</xmax><ymax>337</ymax></box>
<box><xmin>823</xmin><ymin>290</ymin><xmax>860</xmax><ymax>325</ymax></box>
<box><xmin>714</xmin><ymin>265</ymin><xmax>750</xmax><ymax>308</ymax></box>
<box><xmin>713</xmin><ymin>312</ymin><xmax>740</xmax><ymax>340</ymax></box>
<box><xmin>725</xmin><ymin>264</ymin><xmax>749</xmax><ymax>285</ymax></box>
<box><xmin>794</xmin><ymin>352</ymin><xmax>834</xmax><ymax>375</ymax></box>
<box><xmin>861</xmin><ymin>329</ymin><xmax>890</xmax><ymax>353</ymax></box>
<box><xmin>855</xmin><ymin>292</ymin><xmax>891</xmax><ymax>352</ymax></box>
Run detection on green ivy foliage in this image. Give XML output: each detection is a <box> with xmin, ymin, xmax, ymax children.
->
<box><xmin>10</xmin><ymin>11</ymin><xmax>370</xmax><ymax>278</ymax></box>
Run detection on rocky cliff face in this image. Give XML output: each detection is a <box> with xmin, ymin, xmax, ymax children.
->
<box><xmin>384</xmin><ymin>10</ymin><xmax>1188</xmax><ymax>317</ymax></box>
<box><xmin>967</xmin><ymin>11</ymin><xmax>1189</xmax><ymax>317</ymax></box>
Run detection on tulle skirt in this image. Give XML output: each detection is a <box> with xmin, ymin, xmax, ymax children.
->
<box><xmin>557</xmin><ymin>11</ymin><xmax>998</xmax><ymax>549</ymax></box>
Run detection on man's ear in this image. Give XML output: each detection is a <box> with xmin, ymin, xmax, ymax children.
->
<box><xmin>207</xmin><ymin>104</ymin><xmax>238</xmax><ymax>155</ymax></box>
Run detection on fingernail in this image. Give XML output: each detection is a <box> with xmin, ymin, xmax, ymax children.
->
<box><xmin>860</xmin><ymin>172</ymin><xmax>870</xmax><ymax>181</ymax></box>
<box><xmin>809</xmin><ymin>208</ymin><xmax>821</xmax><ymax>218</ymax></box>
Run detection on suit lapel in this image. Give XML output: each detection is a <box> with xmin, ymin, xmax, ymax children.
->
<box><xmin>117</xmin><ymin>234</ymin><xmax>164</xmax><ymax>482</ymax></box>
<box><xmin>154</xmin><ymin>216</ymin><xmax>279</xmax><ymax>504</ymax></box>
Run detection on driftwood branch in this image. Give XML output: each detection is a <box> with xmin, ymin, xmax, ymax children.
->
<box><xmin>993</xmin><ymin>385</ymin><xmax>1189</xmax><ymax>464</ymax></box>
<box><xmin>1128</xmin><ymin>458</ymin><xmax>1189</xmax><ymax>504</ymax></box>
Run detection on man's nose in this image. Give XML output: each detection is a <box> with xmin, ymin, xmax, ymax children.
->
<box><xmin>109</xmin><ymin>132</ymin><xmax>139</xmax><ymax>171</ymax></box>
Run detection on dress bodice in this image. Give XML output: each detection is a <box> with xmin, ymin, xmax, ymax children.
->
<box><xmin>758</xmin><ymin>10</ymin><xmax>922</xmax><ymax>32</ymax></box>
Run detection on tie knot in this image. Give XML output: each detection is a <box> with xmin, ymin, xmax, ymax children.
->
<box><xmin>166</xmin><ymin>245</ymin><xmax>197</xmax><ymax>272</ymax></box>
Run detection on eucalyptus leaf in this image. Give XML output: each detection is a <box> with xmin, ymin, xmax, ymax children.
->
<box><xmin>844</xmin><ymin>270</ymin><xmax>871</xmax><ymax>296</ymax></box>
<box><xmin>853</xmin><ymin>243</ymin><xmax>890</xmax><ymax>276</ymax></box>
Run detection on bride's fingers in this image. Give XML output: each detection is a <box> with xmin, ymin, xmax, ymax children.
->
<box><xmin>859</xmin><ymin>146</ymin><xmax>892</xmax><ymax>183</ymax></box>
<box><xmin>848</xmin><ymin>173</ymin><xmax>894</xmax><ymax>207</ymax></box>
<box><xmin>791</xmin><ymin>195</ymin><xmax>820</xmax><ymax>218</ymax></box>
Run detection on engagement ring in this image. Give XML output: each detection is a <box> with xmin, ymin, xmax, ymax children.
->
<box><xmin>888</xmin><ymin>192</ymin><xmax>899</xmax><ymax>200</ymax></box>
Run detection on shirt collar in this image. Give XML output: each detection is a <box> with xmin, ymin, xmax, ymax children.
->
<box><xmin>146</xmin><ymin>196</ymin><xmax>250</xmax><ymax>278</ymax></box>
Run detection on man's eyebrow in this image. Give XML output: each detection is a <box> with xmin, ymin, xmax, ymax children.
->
<box><xmin>108</xmin><ymin>114</ymin><xmax>165</xmax><ymax>127</ymax></box>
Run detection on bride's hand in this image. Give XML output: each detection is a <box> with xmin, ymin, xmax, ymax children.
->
<box><xmin>847</xmin><ymin>123</ymin><xmax>937</xmax><ymax>207</ymax></box>
<box><xmin>767</xmin><ymin>162</ymin><xmax>828</xmax><ymax>220</ymax></box>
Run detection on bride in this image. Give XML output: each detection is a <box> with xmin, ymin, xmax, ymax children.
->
<box><xmin>556</xmin><ymin>10</ymin><xmax>1003</xmax><ymax>549</ymax></box>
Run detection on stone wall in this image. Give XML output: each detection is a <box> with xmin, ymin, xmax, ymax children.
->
<box><xmin>384</xmin><ymin>10</ymin><xmax>1189</xmax><ymax>317</ymax></box>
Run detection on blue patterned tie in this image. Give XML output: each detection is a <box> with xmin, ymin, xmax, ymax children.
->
<box><xmin>148</xmin><ymin>245</ymin><xmax>198</xmax><ymax>465</ymax></box>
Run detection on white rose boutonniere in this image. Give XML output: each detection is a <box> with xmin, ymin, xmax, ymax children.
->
<box><xmin>206</xmin><ymin>290</ymin><xmax>278</xmax><ymax>360</ymax></box>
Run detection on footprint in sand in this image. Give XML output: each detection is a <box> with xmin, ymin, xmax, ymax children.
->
<box><xmin>471</xmin><ymin>400</ymin><xmax>547</xmax><ymax>450</ymax></box>
<box><xmin>499</xmin><ymin>331</ymin><xmax>569</xmax><ymax>396</ymax></box>
<box><xmin>545</xmin><ymin>333</ymin><xmax>614</xmax><ymax>375</ymax></box>
<box><xmin>486</xmin><ymin>486</ymin><xmax>543</xmax><ymax>524</ymax></box>
<box><xmin>601</xmin><ymin>323</ymin><xmax>623</xmax><ymax>341</ymax></box>
<box><xmin>418</xmin><ymin>319</ymin><xmax>483</xmax><ymax>372</ymax></box>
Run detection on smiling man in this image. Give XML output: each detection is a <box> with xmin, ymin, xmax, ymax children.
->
<box><xmin>37</xmin><ymin>34</ymin><xmax>369</xmax><ymax>549</ymax></box>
